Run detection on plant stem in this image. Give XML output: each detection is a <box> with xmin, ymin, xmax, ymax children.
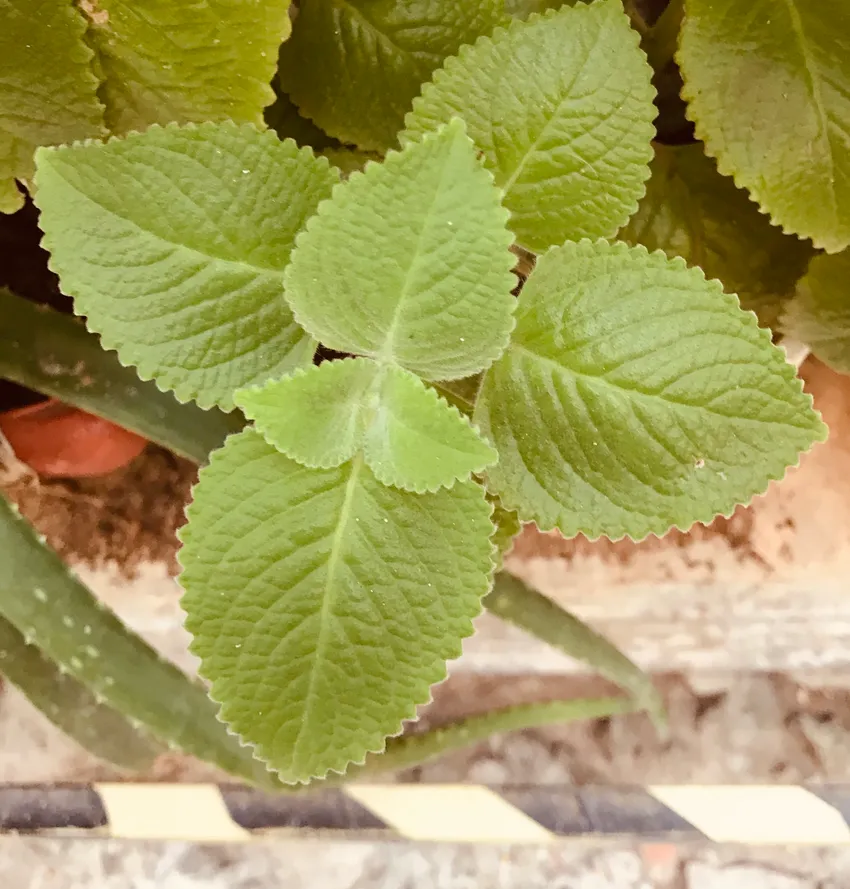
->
<box><xmin>0</xmin><ymin>615</ymin><xmax>164</xmax><ymax>770</ymax></box>
<box><xmin>483</xmin><ymin>572</ymin><xmax>668</xmax><ymax>733</ymax></box>
<box><xmin>0</xmin><ymin>494</ymin><xmax>279</xmax><ymax>788</ymax></box>
<box><xmin>0</xmin><ymin>288</ymin><xmax>242</xmax><ymax>463</ymax></box>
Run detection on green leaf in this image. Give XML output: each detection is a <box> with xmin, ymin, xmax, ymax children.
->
<box><xmin>677</xmin><ymin>0</ymin><xmax>850</xmax><ymax>253</ymax></box>
<box><xmin>265</xmin><ymin>86</ymin><xmax>339</xmax><ymax>152</ymax></box>
<box><xmin>0</xmin><ymin>615</ymin><xmax>164</xmax><ymax>770</ymax></box>
<box><xmin>0</xmin><ymin>494</ymin><xmax>278</xmax><ymax>787</ymax></box>
<box><xmin>321</xmin><ymin>147</ymin><xmax>380</xmax><ymax>178</ymax></box>
<box><xmin>81</xmin><ymin>0</ymin><xmax>290</xmax><ymax>134</ymax></box>
<box><xmin>277</xmin><ymin>0</ymin><xmax>506</xmax><ymax>151</ymax></box>
<box><xmin>404</xmin><ymin>0</ymin><xmax>656</xmax><ymax>252</ymax></box>
<box><xmin>619</xmin><ymin>144</ymin><xmax>815</xmax><ymax>330</ymax></box>
<box><xmin>488</xmin><ymin>497</ymin><xmax>522</xmax><ymax>570</ymax></box>
<box><xmin>285</xmin><ymin>120</ymin><xmax>516</xmax><ymax>381</ymax></box>
<box><xmin>484</xmin><ymin>572</ymin><xmax>667</xmax><ymax>732</ymax></box>
<box><xmin>0</xmin><ymin>0</ymin><xmax>104</xmax><ymax>213</ymax></box>
<box><xmin>474</xmin><ymin>239</ymin><xmax>827</xmax><ymax>541</ymax></box>
<box><xmin>238</xmin><ymin>358</ymin><xmax>497</xmax><ymax>492</ymax></box>
<box><xmin>0</xmin><ymin>288</ymin><xmax>241</xmax><ymax>464</ymax></box>
<box><xmin>179</xmin><ymin>429</ymin><xmax>495</xmax><ymax>783</ymax></box>
<box><xmin>505</xmin><ymin>0</ymin><xmax>581</xmax><ymax>19</ymax></box>
<box><xmin>782</xmin><ymin>251</ymin><xmax>850</xmax><ymax>374</ymax></box>
<box><xmin>34</xmin><ymin>122</ymin><xmax>338</xmax><ymax>411</ymax></box>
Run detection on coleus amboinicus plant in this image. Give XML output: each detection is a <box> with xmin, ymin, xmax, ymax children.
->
<box><xmin>29</xmin><ymin>1</ymin><xmax>825</xmax><ymax>783</ymax></box>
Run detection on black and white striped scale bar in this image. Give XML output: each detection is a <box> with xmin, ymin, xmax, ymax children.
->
<box><xmin>2</xmin><ymin>784</ymin><xmax>850</xmax><ymax>845</ymax></box>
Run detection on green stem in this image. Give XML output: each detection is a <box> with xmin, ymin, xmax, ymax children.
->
<box><xmin>0</xmin><ymin>287</ymin><xmax>242</xmax><ymax>463</ymax></box>
<box><xmin>0</xmin><ymin>494</ymin><xmax>279</xmax><ymax>788</ymax></box>
<box><xmin>484</xmin><ymin>572</ymin><xmax>667</xmax><ymax>733</ymax></box>
<box><xmin>0</xmin><ymin>616</ymin><xmax>164</xmax><ymax>770</ymax></box>
<box><xmin>642</xmin><ymin>0</ymin><xmax>684</xmax><ymax>73</ymax></box>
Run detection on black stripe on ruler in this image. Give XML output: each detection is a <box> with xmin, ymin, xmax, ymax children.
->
<box><xmin>502</xmin><ymin>786</ymin><xmax>705</xmax><ymax>838</ymax></box>
<box><xmin>0</xmin><ymin>785</ymin><xmax>107</xmax><ymax>832</ymax></box>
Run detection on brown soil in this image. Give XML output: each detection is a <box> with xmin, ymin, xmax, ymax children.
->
<box><xmin>2</xmin><ymin>446</ymin><xmax>196</xmax><ymax>576</ymax></box>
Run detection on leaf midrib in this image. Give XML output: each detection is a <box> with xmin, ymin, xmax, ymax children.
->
<box><xmin>291</xmin><ymin>454</ymin><xmax>364</xmax><ymax>767</ymax></box>
<box><xmin>48</xmin><ymin>160</ymin><xmax>286</xmax><ymax>276</ymax></box>
<box><xmin>782</xmin><ymin>0</ymin><xmax>838</xmax><ymax>221</ymax></box>
<box><xmin>510</xmin><ymin>342</ymin><xmax>810</xmax><ymax>430</ymax></box>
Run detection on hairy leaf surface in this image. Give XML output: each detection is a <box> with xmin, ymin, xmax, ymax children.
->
<box><xmin>179</xmin><ymin>429</ymin><xmax>494</xmax><ymax>782</ymax></box>
<box><xmin>620</xmin><ymin>144</ymin><xmax>814</xmax><ymax>329</ymax></box>
<box><xmin>278</xmin><ymin>0</ymin><xmax>505</xmax><ymax>151</ymax></box>
<box><xmin>404</xmin><ymin>0</ymin><xmax>656</xmax><ymax>251</ymax></box>
<box><xmin>82</xmin><ymin>0</ymin><xmax>289</xmax><ymax>134</ymax></box>
<box><xmin>285</xmin><ymin>121</ymin><xmax>516</xmax><ymax>381</ymax></box>
<box><xmin>475</xmin><ymin>240</ymin><xmax>826</xmax><ymax>540</ymax></box>
<box><xmin>237</xmin><ymin>358</ymin><xmax>496</xmax><ymax>491</ymax></box>
<box><xmin>34</xmin><ymin>123</ymin><xmax>337</xmax><ymax>410</ymax></box>
<box><xmin>782</xmin><ymin>251</ymin><xmax>850</xmax><ymax>374</ymax></box>
<box><xmin>678</xmin><ymin>0</ymin><xmax>850</xmax><ymax>252</ymax></box>
<box><xmin>0</xmin><ymin>0</ymin><xmax>104</xmax><ymax>212</ymax></box>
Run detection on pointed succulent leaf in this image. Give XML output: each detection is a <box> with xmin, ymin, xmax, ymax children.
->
<box><xmin>0</xmin><ymin>0</ymin><xmax>104</xmax><ymax>213</ymax></box>
<box><xmin>678</xmin><ymin>0</ymin><xmax>850</xmax><ymax>252</ymax></box>
<box><xmin>81</xmin><ymin>0</ymin><xmax>290</xmax><ymax>134</ymax></box>
<box><xmin>620</xmin><ymin>144</ymin><xmax>815</xmax><ymax>329</ymax></box>
<box><xmin>475</xmin><ymin>240</ymin><xmax>827</xmax><ymax>541</ymax></box>
<box><xmin>284</xmin><ymin>120</ymin><xmax>516</xmax><ymax>381</ymax></box>
<box><xmin>277</xmin><ymin>0</ymin><xmax>506</xmax><ymax>151</ymax></box>
<box><xmin>782</xmin><ymin>251</ymin><xmax>850</xmax><ymax>375</ymax></box>
<box><xmin>34</xmin><ymin>122</ymin><xmax>338</xmax><ymax>411</ymax></box>
<box><xmin>404</xmin><ymin>0</ymin><xmax>656</xmax><ymax>251</ymax></box>
<box><xmin>179</xmin><ymin>429</ymin><xmax>495</xmax><ymax>783</ymax></box>
<box><xmin>237</xmin><ymin>358</ymin><xmax>497</xmax><ymax>493</ymax></box>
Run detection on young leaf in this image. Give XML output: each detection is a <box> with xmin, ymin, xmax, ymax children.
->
<box><xmin>677</xmin><ymin>0</ymin><xmax>850</xmax><ymax>253</ymax></box>
<box><xmin>782</xmin><ymin>251</ymin><xmax>850</xmax><ymax>375</ymax></box>
<box><xmin>474</xmin><ymin>240</ymin><xmax>827</xmax><ymax>541</ymax></box>
<box><xmin>0</xmin><ymin>0</ymin><xmax>104</xmax><ymax>213</ymax></box>
<box><xmin>0</xmin><ymin>616</ymin><xmax>164</xmax><ymax>770</ymax></box>
<box><xmin>619</xmin><ymin>144</ymin><xmax>815</xmax><ymax>330</ymax></box>
<box><xmin>34</xmin><ymin>122</ymin><xmax>338</xmax><ymax>411</ymax></box>
<box><xmin>285</xmin><ymin>120</ymin><xmax>516</xmax><ymax>381</ymax></box>
<box><xmin>237</xmin><ymin>358</ymin><xmax>497</xmax><ymax>492</ymax></box>
<box><xmin>277</xmin><ymin>0</ymin><xmax>506</xmax><ymax>151</ymax></box>
<box><xmin>81</xmin><ymin>0</ymin><xmax>290</xmax><ymax>134</ymax></box>
<box><xmin>179</xmin><ymin>429</ymin><xmax>495</xmax><ymax>783</ymax></box>
<box><xmin>404</xmin><ymin>0</ymin><xmax>656</xmax><ymax>252</ymax></box>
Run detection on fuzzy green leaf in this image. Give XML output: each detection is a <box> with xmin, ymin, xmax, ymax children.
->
<box><xmin>277</xmin><ymin>0</ymin><xmax>506</xmax><ymax>151</ymax></box>
<box><xmin>0</xmin><ymin>0</ymin><xmax>104</xmax><ymax>213</ymax></box>
<box><xmin>475</xmin><ymin>240</ymin><xmax>826</xmax><ymax>541</ymax></box>
<box><xmin>285</xmin><ymin>120</ymin><xmax>516</xmax><ymax>381</ymax></box>
<box><xmin>238</xmin><ymin>358</ymin><xmax>496</xmax><ymax>492</ymax></box>
<box><xmin>782</xmin><ymin>251</ymin><xmax>850</xmax><ymax>374</ymax></box>
<box><xmin>81</xmin><ymin>0</ymin><xmax>290</xmax><ymax>134</ymax></box>
<box><xmin>34</xmin><ymin>122</ymin><xmax>338</xmax><ymax>411</ymax></box>
<box><xmin>678</xmin><ymin>0</ymin><xmax>850</xmax><ymax>252</ymax></box>
<box><xmin>179</xmin><ymin>429</ymin><xmax>495</xmax><ymax>782</ymax></box>
<box><xmin>620</xmin><ymin>144</ymin><xmax>815</xmax><ymax>330</ymax></box>
<box><xmin>404</xmin><ymin>0</ymin><xmax>656</xmax><ymax>252</ymax></box>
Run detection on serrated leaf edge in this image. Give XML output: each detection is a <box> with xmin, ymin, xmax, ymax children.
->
<box><xmin>33</xmin><ymin>120</ymin><xmax>331</xmax><ymax>411</ymax></box>
<box><xmin>481</xmin><ymin>238</ymin><xmax>828</xmax><ymax>543</ymax></box>
<box><xmin>176</xmin><ymin>436</ymin><xmax>499</xmax><ymax>783</ymax></box>
<box><xmin>404</xmin><ymin>0</ymin><xmax>656</xmax><ymax>249</ymax></box>
<box><xmin>676</xmin><ymin>20</ymin><xmax>845</xmax><ymax>253</ymax></box>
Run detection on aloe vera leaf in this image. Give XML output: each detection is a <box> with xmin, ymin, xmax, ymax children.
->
<box><xmin>0</xmin><ymin>287</ymin><xmax>241</xmax><ymax>463</ymax></box>
<box><xmin>0</xmin><ymin>615</ymin><xmax>164</xmax><ymax>770</ymax></box>
<box><xmin>484</xmin><ymin>572</ymin><xmax>668</xmax><ymax>732</ymax></box>
<box><xmin>0</xmin><ymin>495</ymin><xmax>278</xmax><ymax>787</ymax></box>
<box><xmin>343</xmin><ymin>695</ymin><xmax>638</xmax><ymax>779</ymax></box>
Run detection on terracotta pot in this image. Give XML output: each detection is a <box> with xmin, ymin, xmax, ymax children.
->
<box><xmin>0</xmin><ymin>399</ymin><xmax>147</xmax><ymax>478</ymax></box>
